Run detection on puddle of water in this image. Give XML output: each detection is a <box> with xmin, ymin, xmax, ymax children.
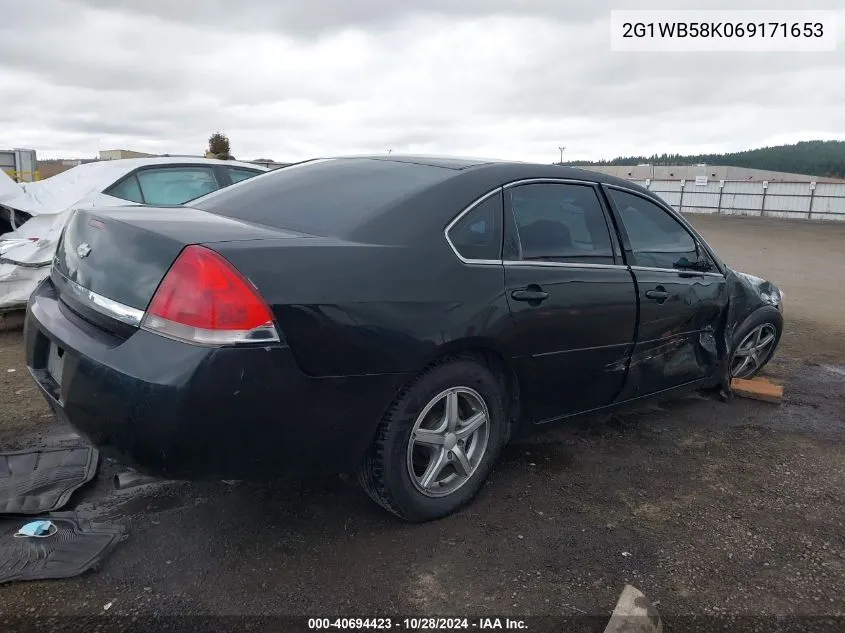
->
<box><xmin>821</xmin><ymin>364</ymin><xmax>845</xmax><ymax>378</ymax></box>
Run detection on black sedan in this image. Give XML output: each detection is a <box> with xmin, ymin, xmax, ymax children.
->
<box><xmin>23</xmin><ymin>156</ymin><xmax>784</xmax><ymax>522</ymax></box>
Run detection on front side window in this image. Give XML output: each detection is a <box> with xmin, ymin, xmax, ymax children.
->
<box><xmin>135</xmin><ymin>167</ymin><xmax>220</xmax><ymax>205</ymax></box>
<box><xmin>447</xmin><ymin>192</ymin><xmax>503</xmax><ymax>261</ymax></box>
<box><xmin>609</xmin><ymin>189</ymin><xmax>698</xmax><ymax>269</ymax></box>
<box><xmin>506</xmin><ymin>183</ymin><xmax>615</xmax><ymax>265</ymax></box>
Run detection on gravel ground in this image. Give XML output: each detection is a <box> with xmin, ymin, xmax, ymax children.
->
<box><xmin>0</xmin><ymin>214</ymin><xmax>843</xmax><ymax>632</ymax></box>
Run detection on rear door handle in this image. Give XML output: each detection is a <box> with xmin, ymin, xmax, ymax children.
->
<box><xmin>511</xmin><ymin>289</ymin><xmax>549</xmax><ymax>302</ymax></box>
<box><xmin>645</xmin><ymin>289</ymin><xmax>670</xmax><ymax>302</ymax></box>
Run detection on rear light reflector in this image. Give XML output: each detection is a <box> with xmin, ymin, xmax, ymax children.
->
<box><xmin>141</xmin><ymin>245</ymin><xmax>280</xmax><ymax>346</ymax></box>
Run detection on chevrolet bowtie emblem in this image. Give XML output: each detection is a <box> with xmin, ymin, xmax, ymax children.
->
<box><xmin>76</xmin><ymin>243</ymin><xmax>92</xmax><ymax>258</ymax></box>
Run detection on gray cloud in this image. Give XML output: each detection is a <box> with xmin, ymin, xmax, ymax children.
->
<box><xmin>62</xmin><ymin>0</ymin><xmax>842</xmax><ymax>36</ymax></box>
<box><xmin>61</xmin><ymin>0</ymin><xmax>597</xmax><ymax>36</ymax></box>
<box><xmin>0</xmin><ymin>0</ymin><xmax>842</xmax><ymax>162</ymax></box>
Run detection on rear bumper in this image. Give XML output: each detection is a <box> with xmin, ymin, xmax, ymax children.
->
<box><xmin>25</xmin><ymin>278</ymin><xmax>411</xmax><ymax>479</ymax></box>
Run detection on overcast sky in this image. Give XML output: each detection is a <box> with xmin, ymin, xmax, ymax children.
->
<box><xmin>0</xmin><ymin>0</ymin><xmax>843</xmax><ymax>163</ymax></box>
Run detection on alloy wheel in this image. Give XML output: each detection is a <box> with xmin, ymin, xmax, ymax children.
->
<box><xmin>731</xmin><ymin>323</ymin><xmax>777</xmax><ymax>379</ymax></box>
<box><xmin>406</xmin><ymin>387</ymin><xmax>490</xmax><ymax>498</ymax></box>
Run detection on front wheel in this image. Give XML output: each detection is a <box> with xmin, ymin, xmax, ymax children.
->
<box><xmin>730</xmin><ymin>306</ymin><xmax>783</xmax><ymax>379</ymax></box>
<box><xmin>358</xmin><ymin>357</ymin><xmax>507</xmax><ymax>522</ymax></box>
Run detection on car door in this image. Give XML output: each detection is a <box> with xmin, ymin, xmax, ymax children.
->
<box><xmin>603</xmin><ymin>186</ymin><xmax>728</xmax><ymax>400</ymax></box>
<box><xmin>503</xmin><ymin>180</ymin><xmax>638</xmax><ymax>423</ymax></box>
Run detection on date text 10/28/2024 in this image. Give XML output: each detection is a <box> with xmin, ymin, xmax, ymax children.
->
<box><xmin>308</xmin><ymin>618</ymin><xmax>528</xmax><ymax>630</ymax></box>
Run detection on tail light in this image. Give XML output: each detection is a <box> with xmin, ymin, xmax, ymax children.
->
<box><xmin>141</xmin><ymin>245</ymin><xmax>280</xmax><ymax>345</ymax></box>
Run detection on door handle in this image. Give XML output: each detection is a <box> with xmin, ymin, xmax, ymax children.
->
<box><xmin>645</xmin><ymin>289</ymin><xmax>670</xmax><ymax>302</ymax></box>
<box><xmin>511</xmin><ymin>288</ymin><xmax>549</xmax><ymax>302</ymax></box>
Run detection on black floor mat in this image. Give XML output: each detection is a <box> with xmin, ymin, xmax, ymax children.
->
<box><xmin>0</xmin><ymin>447</ymin><xmax>99</xmax><ymax>515</ymax></box>
<box><xmin>0</xmin><ymin>513</ymin><xmax>125</xmax><ymax>583</ymax></box>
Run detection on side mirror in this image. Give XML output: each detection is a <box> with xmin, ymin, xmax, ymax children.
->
<box><xmin>675</xmin><ymin>255</ymin><xmax>714</xmax><ymax>272</ymax></box>
<box><xmin>674</xmin><ymin>256</ymin><xmax>697</xmax><ymax>270</ymax></box>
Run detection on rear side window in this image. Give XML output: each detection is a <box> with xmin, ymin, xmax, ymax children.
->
<box><xmin>447</xmin><ymin>193</ymin><xmax>502</xmax><ymax>261</ymax></box>
<box><xmin>107</xmin><ymin>174</ymin><xmax>144</xmax><ymax>203</ymax></box>
<box><xmin>227</xmin><ymin>167</ymin><xmax>260</xmax><ymax>183</ymax></box>
<box><xmin>192</xmin><ymin>158</ymin><xmax>455</xmax><ymax>236</ymax></box>
<box><xmin>506</xmin><ymin>183</ymin><xmax>615</xmax><ymax>264</ymax></box>
<box><xmin>136</xmin><ymin>167</ymin><xmax>219</xmax><ymax>205</ymax></box>
<box><xmin>608</xmin><ymin>189</ymin><xmax>698</xmax><ymax>269</ymax></box>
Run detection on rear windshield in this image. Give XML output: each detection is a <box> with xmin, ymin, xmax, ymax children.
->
<box><xmin>190</xmin><ymin>158</ymin><xmax>455</xmax><ymax>236</ymax></box>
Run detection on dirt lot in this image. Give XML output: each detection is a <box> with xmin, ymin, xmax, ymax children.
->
<box><xmin>0</xmin><ymin>214</ymin><xmax>843</xmax><ymax>631</ymax></box>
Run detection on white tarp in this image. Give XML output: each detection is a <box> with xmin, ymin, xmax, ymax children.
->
<box><xmin>0</xmin><ymin>169</ymin><xmax>26</xmax><ymax>205</ymax></box>
<box><xmin>0</xmin><ymin>157</ymin><xmax>267</xmax><ymax>310</ymax></box>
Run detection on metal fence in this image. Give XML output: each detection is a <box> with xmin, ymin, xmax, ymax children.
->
<box><xmin>632</xmin><ymin>179</ymin><xmax>845</xmax><ymax>222</ymax></box>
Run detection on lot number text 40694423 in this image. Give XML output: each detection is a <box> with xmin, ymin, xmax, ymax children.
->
<box><xmin>307</xmin><ymin>617</ymin><xmax>528</xmax><ymax>630</ymax></box>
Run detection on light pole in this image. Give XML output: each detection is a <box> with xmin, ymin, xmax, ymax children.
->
<box><xmin>387</xmin><ymin>149</ymin><xmax>392</xmax><ymax>155</ymax></box>
<box><xmin>558</xmin><ymin>146</ymin><xmax>566</xmax><ymax>164</ymax></box>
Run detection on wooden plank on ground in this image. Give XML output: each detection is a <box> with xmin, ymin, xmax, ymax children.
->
<box><xmin>730</xmin><ymin>376</ymin><xmax>784</xmax><ymax>404</ymax></box>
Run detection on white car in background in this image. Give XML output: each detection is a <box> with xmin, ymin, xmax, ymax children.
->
<box><xmin>0</xmin><ymin>157</ymin><xmax>267</xmax><ymax>310</ymax></box>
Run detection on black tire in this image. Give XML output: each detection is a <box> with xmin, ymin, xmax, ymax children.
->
<box><xmin>729</xmin><ymin>306</ymin><xmax>783</xmax><ymax>379</ymax></box>
<box><xmin>358</xmin><ymin>357</ymin><xmax>507</xmax><ymax>522</ymax></box>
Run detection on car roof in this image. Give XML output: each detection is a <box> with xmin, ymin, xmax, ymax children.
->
<box><xmin>67</xmin><ymin>156</ymin><xmax>267</xmax><ymax>174</ymax></box>
<box><xmin>331</xmin><ymin>156</ymin><xmax>656</xmax><ymax>242</ymax></box>
<box><xmin>329</xmin><ymin>154</ymin><xmax>509</xmax><ymax>170</ymax></box>
<box><xmin>317</xmin><ymin>154</ymin><xmax>646</xmax><ymax>189</ymax></box>
<box><xmin>9</xmin><ymin>157</ymin><xmax>268</xmax><ymax>216</ymax></box>
<box><xmin>197</xmin><ymin>155</ymin><xmax>653</xmax><ymax>244</ymax></box>
<box><xmin>26</xmin><ymin>157</ymin><xmax>267</xmax><ymax>192</ymax></box>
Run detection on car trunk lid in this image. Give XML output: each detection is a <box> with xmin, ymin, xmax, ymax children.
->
<box><xmin>52</xmin><ymin>205</ymin><xmax>309</xmax><ymax>334</ymax></box>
